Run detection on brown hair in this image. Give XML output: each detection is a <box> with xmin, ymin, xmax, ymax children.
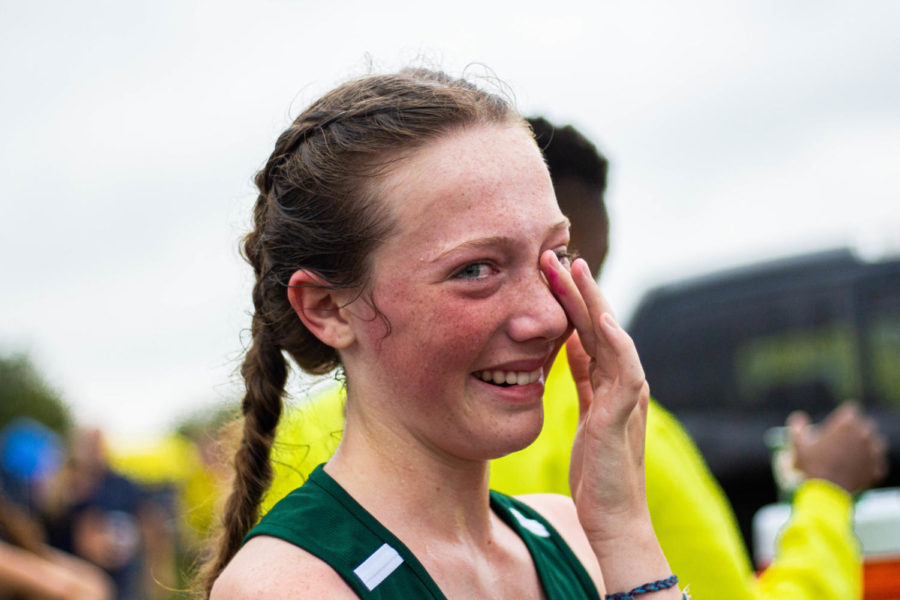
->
<box><xmin>200</xmin><ymin>68</ymin><xmax>519</xmax><ymax>595</ymax></box>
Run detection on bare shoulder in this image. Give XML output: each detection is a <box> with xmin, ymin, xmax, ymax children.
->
<box><xmin>516</xmin><ymin>493</ymin><xmax>604</xmax><ymax>592</ymax></box>
<box><xmin>515</xmin><ymin>493</ymin><xmax>584</xmax><ymax>543</ymax></box>
<box><xmin>210</xmin><ymin>535</ymin><xmax>357</xmax><ymax>599</ymax></box>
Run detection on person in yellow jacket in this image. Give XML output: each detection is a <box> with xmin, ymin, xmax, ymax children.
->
<box><xmin>263</xmin><ymin>117</ymin><xmax>887</xmax><ymax>600</ymax></box>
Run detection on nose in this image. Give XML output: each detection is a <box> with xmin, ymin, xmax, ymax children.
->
<box><xmin>506</xmin><ymin>267</ymin><xmax>570</xmax><ymax>343</ymax></box>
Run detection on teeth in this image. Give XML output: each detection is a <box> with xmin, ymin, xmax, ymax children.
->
<box><xmin>477</xmin><ymin>368</ymin><xmax>542</xmax><ymax>386</ymax></box>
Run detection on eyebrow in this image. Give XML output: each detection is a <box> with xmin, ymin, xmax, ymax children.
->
<box><xmin>431</xmin><ymin>218</ymin><xmax>571</xmax><ymax>263</ymax></box>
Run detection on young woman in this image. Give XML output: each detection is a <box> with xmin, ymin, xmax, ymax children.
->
<box><xmin>203</xmin><ymin>68</ymin><xmax>685</xmax><ymax>599</ymax></box>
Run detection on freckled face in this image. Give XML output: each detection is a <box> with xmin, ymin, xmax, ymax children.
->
<box><xmin>340</xmin><ymin>123</ymin><xmax>571</xmax><ymax>461</ymax></box>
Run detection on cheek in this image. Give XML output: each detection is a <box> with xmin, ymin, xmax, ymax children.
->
<box><xmin>364</xmin><ymin>287</ymin><xmax>501</xmax><ymax>374</ymax></box>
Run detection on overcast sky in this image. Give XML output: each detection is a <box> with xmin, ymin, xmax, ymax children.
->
<box><xmin>2</xmin><ymin>1</ymin><xmax>898</xmax><ymax>441</ymax></box>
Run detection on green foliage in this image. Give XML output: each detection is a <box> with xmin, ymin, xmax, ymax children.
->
<box><xmin>0</xmin><ymin>352</ymin><xmax>72</xmax><ymax>435</ymax></box>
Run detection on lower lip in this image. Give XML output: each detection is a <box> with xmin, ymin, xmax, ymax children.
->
<box><xmin>471</xmin><ymin>375</ymin><xmax>545</xmax><ymax>404</ymax></box>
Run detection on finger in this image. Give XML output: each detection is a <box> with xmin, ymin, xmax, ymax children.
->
<box><xmin>571</xmin><ymin>257</ymin><xmax>617</xmax><ymax>326</ymax></box>
<box><xmin>596</xmin><ymin>312</ymin><xmax>646</xmax><ymax>393</ymax></box>
<box><xmin>825</xmin><ymin>401</ymin><xmax>860</xmax><ymax>428</ymax></box>
<box><xmin>566</xmin><ymin>332</ymin><xmax>595</xmax><ymax>424</ymax></box>
<box><xmin>568</xmin><ymin>257</ymin><xmax>621</xmax><ymax>376</ymax></box>
<box><xmin>540</xmin><ymin>251</ymin><xmax>597</xmax><ymax>352</ymax></box>
<box><xmin>787</xmin><ymin>411</ymin><xmax>811</xmax><ymax>447</ymax></box>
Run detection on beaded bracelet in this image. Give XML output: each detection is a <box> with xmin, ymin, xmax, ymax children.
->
<box><xmin>606</xmin><ymin>574</ymin><xmax>679</xmax><ymax>600</ymax></box>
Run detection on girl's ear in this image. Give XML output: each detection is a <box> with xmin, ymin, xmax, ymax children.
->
<box><xmin>287</xmin><ymin>270</ymin><xmax>356</xmax><ymax>349</ymax></box>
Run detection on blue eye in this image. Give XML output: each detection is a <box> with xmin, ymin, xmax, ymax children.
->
<box><xmin>454</xmin><ymin>262</ymin><xmax>493</xmax><ymax>280</ymax></box>
<box><xmin>556</xmin><ymin>250</ymin><xmax>575</xmax><ymax>270</ymax></box>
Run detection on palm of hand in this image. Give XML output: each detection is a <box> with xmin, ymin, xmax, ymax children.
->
<box><xmin>565</xmin><ymin>318</ymin><xmax>650</xmax><ymax>542</ymax></box>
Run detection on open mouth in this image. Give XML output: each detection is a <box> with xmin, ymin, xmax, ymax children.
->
<box><xmin>474</xmin><ymin>368</ymin><xmax>542</xmax><ymax>387</ymax></box>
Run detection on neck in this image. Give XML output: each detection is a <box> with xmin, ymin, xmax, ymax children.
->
<box><xmin>325</xmin><ymin>403</ymin><xmax>497</xmax><ymax>546</ymax></box>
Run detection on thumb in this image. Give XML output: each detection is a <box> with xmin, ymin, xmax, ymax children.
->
<box><xmin>787</xmin><ymin>411</ymin><xmax>811</xmax><ymax>449</ymax></box>
<box><xmin>566</xmin><ymin>332</ymin><xmax>593</xmax><ymax>423</ymax></box>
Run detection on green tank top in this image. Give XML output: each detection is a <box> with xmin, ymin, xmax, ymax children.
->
<box><xmin>245</xmin><ymin>464</ymin><xmax>600</xmax><ymax>599</ymax></box>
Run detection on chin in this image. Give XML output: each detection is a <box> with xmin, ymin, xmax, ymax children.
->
<box><xmin>475</xmin><ymin>420</ymin><xmax>545</xmax><ymax>461</ymax></box>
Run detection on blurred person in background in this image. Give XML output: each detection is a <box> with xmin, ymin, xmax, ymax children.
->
<box><xmin>263</xmin><ymin>116</ymin><xmax>888</xmax><ymax>600</ymax></box>
<box><xmin>108</xmin><ymin>429</ymin><xmax>218</xmax><ymax>590</ymax></box>
<box><xmin>0</xmin><ymin>418</ymin><xmax>62</xmax><ymax>518</ymax></box>
<box><xmin>41</xmin><ymin>427</ymin><xmax>166</xmax><ymax>600</ymax></box>
<box><xmin>1</xmin><ymin>482</ymin><xmax>113</xmax><ymax>599</ymax></box>
<box><xmin>108</xmin><ymin>415</ymin><xmax>237</xmax><ymax>591</ymax></box>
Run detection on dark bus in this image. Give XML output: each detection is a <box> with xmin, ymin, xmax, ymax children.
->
<box><xmin>628</xmin><ymin>247</ymin><xmax>900</xmax><ymax>549</ymax></box>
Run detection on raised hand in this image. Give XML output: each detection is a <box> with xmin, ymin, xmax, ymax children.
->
<box><xmin>788</xmin><ymin>402</ymin><xmax>889</xmax><ymax>494</ymax></box>
<box><xmin>539</xmin><ymin>252</ymin><xmax>656</xmax><ymax>550</ymax></box>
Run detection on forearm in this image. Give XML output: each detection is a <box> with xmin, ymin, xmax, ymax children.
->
<box><xmin>1</xmin><ymin>542</ymin><xmax>84</xmax><ymax>599</ymax></box>
<box><xmin>0</xmin><ymin>541</ymin><xmax>114</xmax><ymax>600</ymax></box>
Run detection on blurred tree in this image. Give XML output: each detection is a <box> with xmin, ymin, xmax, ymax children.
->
<box><xmin>0</xmin><ymin>353</ymin><xmax>71</xmax><ymax>434</ymax></box>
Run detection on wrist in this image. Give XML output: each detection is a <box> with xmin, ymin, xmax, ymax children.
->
<box><xmin>589</xmin><ymin>522</ymin><xmax>673</xmax><ymax>595</ymax></box>
<box><xmin>585</xmin><ymin>512</ymin><xmax>656</xmax><ymax>558</ymax></box>
<box><xmin>794</xmin><ymin>478</ymin><xmax>853</xmax><ymax>517</ymax></box>
<box><xmin>578</xmin><ymin>500</ymin><xmax>653</xmax><ymax>544</ymax></box>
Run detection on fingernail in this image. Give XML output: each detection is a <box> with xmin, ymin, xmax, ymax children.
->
<box><xmin>575</xmin><ymin>257</ymin><xmax>590</xmax><ymax>273</ymax></box>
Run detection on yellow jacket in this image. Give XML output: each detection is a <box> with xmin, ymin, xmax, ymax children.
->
<box><xmin>265</xmin><ymin>349</ymin><xmax>861</xmax><ymax>599</ymax></box>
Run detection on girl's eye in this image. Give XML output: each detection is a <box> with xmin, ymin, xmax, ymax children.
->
<box><xmin>454</xmin><ymin>262</ymin><xmax>494</xmax><ymax>280</ymax></box>
<box><xmin>556</xmin><ymin>250</ymin><xmax>576</xmax><ymax>270</ymax></box>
